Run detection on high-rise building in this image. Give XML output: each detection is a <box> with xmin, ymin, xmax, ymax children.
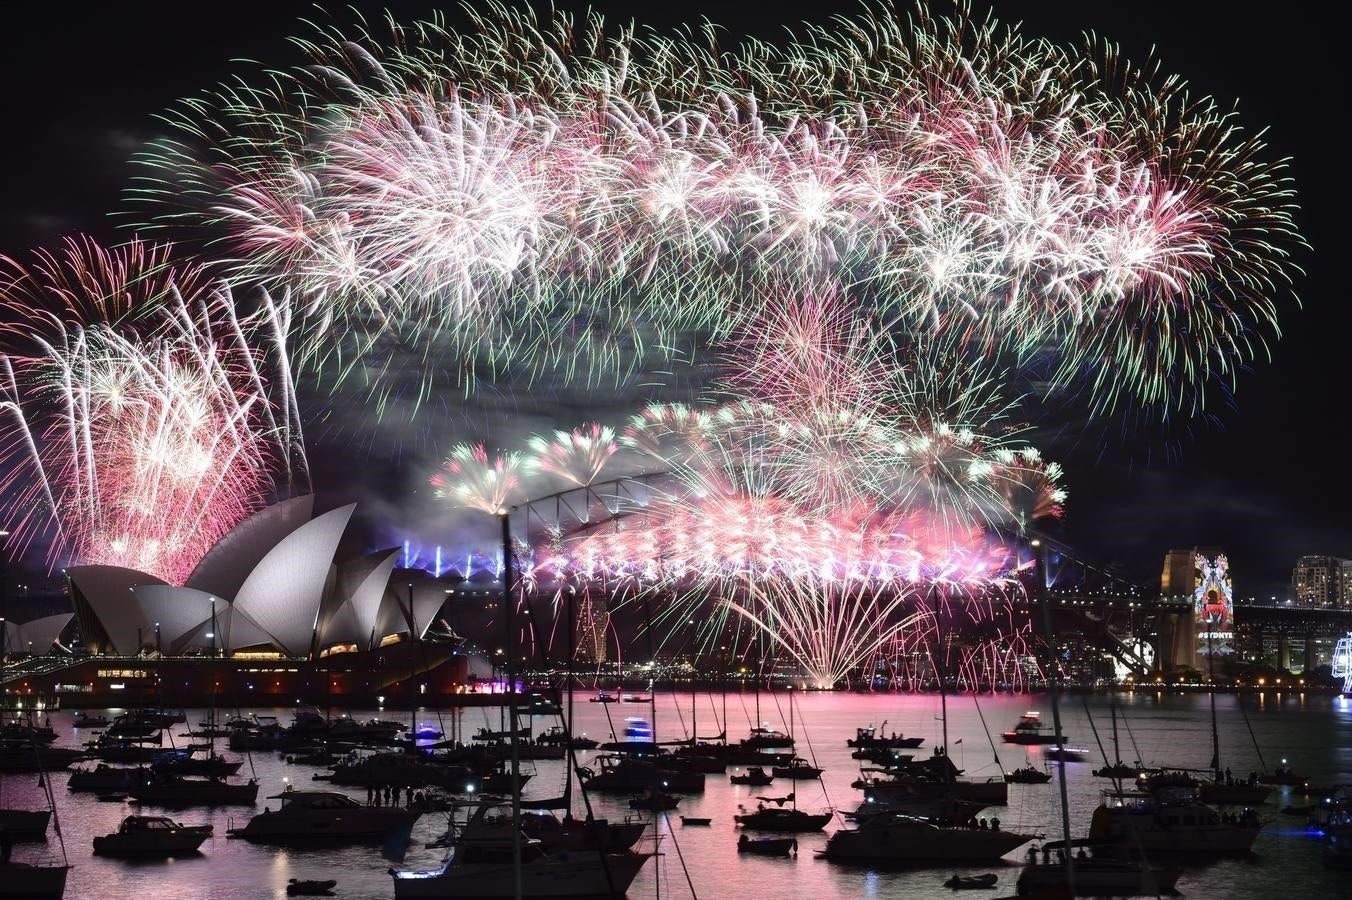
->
<box><xmin>1292</xmin><ymin>555</ymin><xmax>1352</xmax><ymax>608</ymax></box>
<box><xmin>574</xmin><ymin>592</ymin><xmax>609</xmax><ymax>663</ymax></box>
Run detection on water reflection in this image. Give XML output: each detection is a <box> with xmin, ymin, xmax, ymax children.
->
<box><xmin>0</xmin><ymin>691</ymin><xmax>1345</xmax><ymax>899</ymax></box>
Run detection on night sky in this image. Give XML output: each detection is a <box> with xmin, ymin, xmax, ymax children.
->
<box><xmin>0</xmin><ymin>1</ymin><xmax>1340</xmax><ymax>597</ymax></box>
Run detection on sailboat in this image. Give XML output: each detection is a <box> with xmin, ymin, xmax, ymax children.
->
<box><xmin>860</xmin><ymin>600</ymin><xmax>1007</xmax><ymax>807</ymax></box>
<box><xmin>1091</xmin><ymin>701</ymin><xmax>1138</xmax><ymax>780</ymax></box>
<box><xmin>734</xmin><ymin>690</ymin><xmax>831</xmax><ymax>831</ymax></box>
<box><xmin>0</xmin><ymin>742</ymin><xmax>70</xmax><ymax>898</ymax></box>
<box><xmin>1014</xmin><ymin>539</ymin><xmax>1185</xmax><ymax>896</ymax></box>
<box><xmin>769</xmin><ymin>691</ymin><xmax>823</xmax><ymax>779</ymax></box>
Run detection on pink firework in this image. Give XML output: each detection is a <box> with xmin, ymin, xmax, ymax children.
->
<box><xmin>430</xmin><ymin>443</ymin><xmax>524</xmax><ymax>514</ymax></box>
<box><xmin>526</xmin><ymin>423</ymin><xmax>618</xmax><ymax>487</ymax></box>
<box><xmin>0</xmin><ymin>239</ymin><xmax>305</xmax><ymax>582</ymax></box>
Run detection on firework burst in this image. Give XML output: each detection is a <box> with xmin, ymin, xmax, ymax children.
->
<box><xmin>526</xmin><ymin>423</ymin><xmax>619</xmax><ymax>487</ymax></box>
<box><xmin>430</xmin><ymin>442</ymin><xmax>524</xmax><ymax>514</ymax></box>
<box><xmin>0</xmin><ymin>240</ymin><xmax>306</xmax><ymax>582</ymax></box>
<box><xmin>129</xmin><ymin>4</ymin><xmax>1299</xmax><ymax>421</ymax></box>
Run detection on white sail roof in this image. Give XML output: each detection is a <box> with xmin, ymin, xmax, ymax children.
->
<box><xmin>231</xmin><ymin>503</ymin><xmax>356</xmax><ymax>656</ymax></box>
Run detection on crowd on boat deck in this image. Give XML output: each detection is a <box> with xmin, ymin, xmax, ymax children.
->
<box><xmin>364</xmin><ymin>785</ymin><xmax>428</xmax><ymax>808</ymax></box>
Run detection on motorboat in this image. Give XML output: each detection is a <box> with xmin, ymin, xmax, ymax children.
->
<box><xmin>150</xmin><ymin>749</ymin><xmax>243</xmax><ymax>777</ymax></box>
<box><xmin>287</xmin><ymin>879</ymin><xmax>338</xmax><ymax>896</ymax></box>
<box><xmin>858</xmin><ymin>750</ymin><xmax>1008</xmax><ymax>806</ymax></box>
<box><xmin>588</xmin><ymin>692</ymin><xmax>619</xmax><ymax>703</ymax></box>
<box><xmin>72</xmin><ymin>712</ymin><xmax>110</xmax><ymax>729</ymax></box>
<box><xmin>1042</xmin><ymin>746</ymin><xmax>1090</xmax><ymax>763</ymax></box>
<box><xmin>1</xmin><ymin>718</ymin><xmax>57</xmax><ymax>745</ymax></box>
<box><xmin>680</xmin><ymin>816</ymin><xmax>711</xmax><ymax>826</ymax></box>
<box><xmin>1088</xmin><ymin>786</ymin><xmax>1262</xmax><ymax>854</ymax></box>
<box><xmin>0</xmin><ymin>861</ymin><xmax>69</xmax><ymax>898</ymax></box>
<box><xmin>771</xmin><ymin>758</ymin><xmax>823</xmax><ymax>780</ymax></box>
<box><xmin>737</xmin><ymin>834</ymin><xmax>796</xmax><ymax>856</ymax></box>
<box><xmin>741</xmin><ymin>727</ymin><xmax>794</xmax><ymax>749</ymax></box>
<box><xmin>66</xmin><ymin>764</ymin><xmax>139</xmax><ymax>792</ymax></box>
<box><xmin>1004</xmin><ymin>766</ymin><xmax>1051</xmax><ymax>785</ymax></box>
<box><xmin>533</xmin><ymin>726</ymin><xmax>598</xmax><ymax>750</ymax></box>
<box><xmin>578</xmin><ymin>754</ymin><xmax>704</xmax><ymax>793</ymax></box>
<box><xmin>1258</xmin><ymin>760</ymin><xmax>1307</xmax><ymax>786</ymax></box>
<box><xmin>819</xmin><ymin>812</ymin><xmax>1032</xmax><ymax>863</ymax></box>
<box><xmin>943</xmin><ymin>873</ymin><xmax>997</xmax><ymax>890</ymax></box>
<box><xmin>1016</xmin><ymin>853</ymin><xmax>1183</xmax><ymax>896</ymax></box>
<box><xmin>228</xmin><ymin>719</ymin><xmax>288</xmax><ymax>751</ymax></box>
<box><xmin>848</xmin><ymin>726</ymin><xmax>924</xmax><ymax>750</ymax></box>
<box><xmin>851</xmin><ymin>746</ymin><xmax>916</xmax><ymax>766</ymax></box>
<box><xmin>92</xmin><ymin>814</ymin><xmax>212</xmax><ymax>857</ymax></box>
<box><xmin>730</xmin><ymin>767</ymin><xmax>774</xmax><ymax>786</ymax></box>
<box><xmin>85</xmin><ymin>741</ymin><xmax>161</xmax><ymax>764</ymax></box>
<box><xmin>1000</xmin><ymin>712</ymin><xmax>1066</xmax><ymax>746</ymax></box>
<box><xmin>506</xmin><ymin>810</ymin><xmax>645</xmax><ymax>853</ymax></box>
<box><xmin>407</xmin><ymin>725</ymin><xmax>444</xmax><ymax>741</ymax></box>
<box><xmin>326</xmin><ymin>751</ymin><xmax>509</xmax><ymax>793</ymax></box>
<box><xmin>0</xmin><ymin>809</ymin><xmax>49</xmax><ymax>840</ymax></box>
<box><xmin>622</xmin><ymin>694</ymin><xmax>650</xmax><ymax>704</ymax></box>
<box><xmin>1091</xmin><ymin>761</ymin><xmax>1139</xmax><ymax>780</ymax></box>
<box><xmin>1199</xmin><ymin>780</ymin><xmax>1273</xmax><ymax>806</ymax></box>
<box><xmin>127</xmin><ymin>772</ymin><xmax>260</xmax><ymax>806</ymax></box>
<box><xmin>734</xmin><ymin>798</ymin><xmax>831</xmax><ymax>832</ymax></box>
<box><xmin>227</xmin><ymin>788</ymin><xmax>420</xmax><ymax>843</ymax></box>
<box><xmin>390</xmin><ymin>803</ymin><xmax>653</xmax><ymax>898</ymax></box>
<box><xmin>846</xmin><ymin>796</ymin><xmax>986</xmax><ymax>826</ymax></box>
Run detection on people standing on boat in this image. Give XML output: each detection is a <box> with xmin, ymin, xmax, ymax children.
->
<box><xmin>405</xmin><ymin>786</ymin><xmax>414</xmax><ymax>808</ymax></box>
<box><xmin>367</xmin><ymin>786</ymin><xmax>374</xmax><ymax>806</ymax></box>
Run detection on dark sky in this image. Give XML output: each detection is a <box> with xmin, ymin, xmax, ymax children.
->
<box><xmin>0</xmin><ymin>1</ymin><xmax>1340</xmax><ymax>597</ymax></box>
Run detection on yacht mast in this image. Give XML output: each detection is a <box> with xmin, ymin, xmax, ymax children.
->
<box><xmin>500</xmin><ymin>512</ymin><xmax>523</xmax><ymax>900</ymax></box>
<box><xmin>1033</xmin><ymin>538</ymin><xmax>1074</xmax><ymax>887</ymax></box>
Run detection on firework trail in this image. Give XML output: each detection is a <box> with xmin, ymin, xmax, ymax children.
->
<box><xmin>0</xmin><ymin>239</ymin><xmax>307</xmax><ymax>582</ymax></box>
<box><xmin>129</xmin><ymin>4</ymin><xmax>1299</xmax><ymax>421</ymax></box>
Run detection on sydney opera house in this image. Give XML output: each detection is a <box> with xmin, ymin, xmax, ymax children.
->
<box><xmin>5</xmin><ymin>497</ymin><xmax>482</xmax><ymax>708</ymax></box>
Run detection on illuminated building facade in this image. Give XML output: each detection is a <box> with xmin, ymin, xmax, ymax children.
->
<box><xmin>1157</xmin><ymin>547</ymin><xmax>1232</xmax><ymax>670</ymax></box>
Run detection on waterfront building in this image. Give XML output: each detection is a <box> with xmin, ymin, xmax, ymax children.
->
<box><xmin>1291</xmin><ymin>555</ymin><xmax>1352</xmax><ymax>608</ymax></box>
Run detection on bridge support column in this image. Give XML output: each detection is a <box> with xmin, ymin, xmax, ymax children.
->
<box><xmin>1278</xmin><ymin>635</ymin><xmax>1291</xmax><ymax>671</ymax></box>
<box><xmin>1305</xmin><ymin>633</ymin><xmax>1318</xmax><ymax>673</ymax></box>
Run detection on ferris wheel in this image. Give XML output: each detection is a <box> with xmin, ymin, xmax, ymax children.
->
<box><xmin>1333</xmin><ymin>632</ymin><xmax>1352</xmax><ymax>695</ymax></box>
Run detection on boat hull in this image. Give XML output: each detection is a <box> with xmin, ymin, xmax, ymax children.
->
<box><xmin>1018</xmin><ymin>860</ymin><xmax>1183</xmax><ymax>896</ymax></box>
<box><xmin>0</xmin><ymin>810</ymin><xmax>50</xmax><ymax>840</ymax></box>
<box><xmin>822</xmin><ymin>824</ymin><xmax>1030</xmax><ymax>864</ymax></box>
<box><xmin>93</xmin><ymin>828</ymin><xmax>211</xmax><ymax>856</ymax></box>
<box><xmin>0</xmin><ymin>863</ymin><xmax>69</xmax><ymax>899</ymax></box>
<box><xmin>392</xmin><ymin>852</ymin><xmax>651</xmax><ymax>898</ymax></box>
<box><xmin>231</xmin><ymin>809</ymin><xmax>421</xmax><ymax>843</ymax></box>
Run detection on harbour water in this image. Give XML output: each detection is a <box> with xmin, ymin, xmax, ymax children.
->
<box><xmin>2</xmin><ymin>690</ymin><xmax>1349</xmax><ymax>899</ymax></box>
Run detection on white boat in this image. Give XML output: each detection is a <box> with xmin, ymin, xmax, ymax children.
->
<box><xmin>819</xmin><ymin>813</ymin><xmax>1032</xmax><ymax>863</ymax></box>
<box><xmin>391</xmin><ymin>804</ymin><xmax>653</xmax><ymax>898</ymax></box>
<box><xmin>0</xmin><ymin>862</ymin><xmax>69</xmax><ymax>898</ymax></box>
<box><xmin>92</xmin><ymin>815</ymin><xmax>212</xmax><ymax>857</ymax></box>
<box><xmin>1088</xmin><ymin>787</ymin><xmax>1262</xmax><ymax>854</ymax></box>
<box><xmin>227</xmin><ymin>789</ymin><xmax>420</xmax><ymax>843</ymax></box>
